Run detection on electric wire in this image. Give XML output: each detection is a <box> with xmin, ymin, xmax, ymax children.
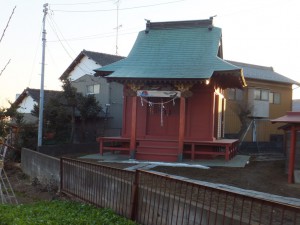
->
<box><xmin>47</xmin><ymin>14</ymin><xmax>102</xmax><ymax>77</ymax></box>
<box><xmin>47</xmin><ymin>13</ymin><xmax>77</xmax><ymax>58</ymax></box>
<box><xmin>47</xmin><ymin>13</ymin><xmax>127</xmax><ymax>80</ymax></box>
<box><xmin>50</xmin><ymin>0</ymin><xmax>114</xmax><ymax>6</ymax></box>
<box><xmin>50</xmin><ymin>0</ymin><xmax>184</xmax><ymax>13</ymax></box>
<box><xmin>48</xmin><ymin>30</ymin><xmax>137</xmax><ymax>43</ymax></box>
<box><xmin>27</xmin><ymin>24</ymin><xmax>43</xmax><ymax>88</ymax></box>
<box><xmin>46</xmin><ymin>15</ymin><xmax>89</xmax><ymax>75</ymax></box>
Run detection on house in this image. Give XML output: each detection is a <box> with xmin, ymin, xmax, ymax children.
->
<box><xmin>14</xmin><ymin>88</ymin><xmax>62</xmax><ymax>123</ymax></box>
<box><xmin>292</xmin><ymin>99</ymin><xmax>300</xmax><ymax>111</ymax></box>
<box><xmin>60</xmin><ymin>50</ymin><xmax>124</xmax><ymax>136</ymax></box>
<box><xmin>95</xmin><ymin>19</ymin><xmax>246</xmax><ymax>162</ymax></box>
<box><xmin>224</xmin><ymin>61</ymin><xmax>300</xmax><ymax>147</ymax></box>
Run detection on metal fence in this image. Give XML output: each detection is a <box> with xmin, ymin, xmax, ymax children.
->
<box><xmin>60</xmin><ymin>158</ymin><xmax>300</xmax><ymax>225</ymax></box>
<box><xmin>60</xmin><ymin>158</ymin><xmax>135</xmax><ymax>218</ymax></box>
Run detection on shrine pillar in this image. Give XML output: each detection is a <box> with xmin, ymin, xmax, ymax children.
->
<box><xmin>175</xmin><ymin>83</ymin><xmax>193</xmax><ymax>162</ymax></box>
<box><xmin>127</xmin><ymin>83</ymin><xmax>142</xmax><ymax>159</ymax></box>
<box><xmin>130</xmin><ymin>96</ymin><xmax>137</xmax><ymax>159</ymax></box>
<box><xmin>178</xmin><ymin>96</ymin><xmax>186</xmax><ymax>161</ymax></box>
<box><xmin>288</xmin><ymin>125</ymin><xmax>296</xmax><ymax>183</ymax></box>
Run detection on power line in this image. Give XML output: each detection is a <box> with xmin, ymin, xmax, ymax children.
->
<box><xmin>47</xmin><ymin>13</ymin><xmax>77</xmax><ymax>56</ymax></box>
<box><xmin>50</xmin><ymin>0</ymin><xmax>184</xmax><ymax>13</ymax></box>
<box><xmin>47</xmin><ymin>14</ymin><xmax>97</xmax><ymax>75</ymax></box>
<box><xmin>27</xmin><ymin>25</ymin><xmax>43</xmax><ymax>87</ymax></box>
<box><xmin>46</xmin><ymin>15</ymin><xmax>75</xmax><ymax>61</ymax></box>
<box><xmin>50</xmin><ymin>0</ymin><xmax>113</xmax><ymax>6</ymax></box>
<box><xmin>47</xmin><ymin>30</ymin><xmax>137</xmax><ymax>42</ymax></box>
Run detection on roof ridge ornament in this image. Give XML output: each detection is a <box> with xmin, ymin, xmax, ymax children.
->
<box><xmin>145</xmin><ymin>18</ymin><xmax>214</xmax><ymax>32</ymax></box>
<box><xmin>145</xmin><ymin>19</ymin><xmax>151</xmax><ymax>34</ymax></box>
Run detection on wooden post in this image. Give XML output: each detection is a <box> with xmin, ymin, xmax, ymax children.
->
<box><xmin>225</xmin><ymin>145</ymin><xmax>230</xmax><ymax>161</ymax></box>
<box><xmin>288</xmin><ymin>125</ymin><xmax>296</xmax><ymax>184</ymax></box>
<box><xmin>178</xmin><ymin>96</ymin><xmax>186</xmax><ymax>162</ymax></box>
<box><xmin>130</xmin><ymin>96</ymin><xmax>137</xmax><ymax>159</ymax></box>
<box><xmin>130</xmin><ymin>169</ymin><xmax>139</xmax><ymax>220</ymax></box>
<box><xmin>191</xmin><ymin>143</ymin><xmax>195</xmax><ymax>160</ymax></box>
<box><xmin>99</xmin><ymin>138</ymin><xmax>104</xmax><ymax>155</ymax></box>
<box><xmin>60</xmin><ymin>158</ymin><xmax>63</xmax><ymax>192</ymax></box>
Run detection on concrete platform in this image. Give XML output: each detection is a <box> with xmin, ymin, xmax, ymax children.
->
<box><xmin>79</xmin><ymin>152</ymin><xmax>251</xmax><ymax>169</ymax></box>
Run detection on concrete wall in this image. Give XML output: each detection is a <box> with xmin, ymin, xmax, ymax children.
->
<box><xmin>38</xmin><ymin>142</ymin><xmax>99</xmax><ymax>157</ymax></box>
<box><xmin>21</xmin><ymin>148</ymin><xmax>60</xmax><ymax>186</ymax></box>
<box><xmin>72</xmin><ymin>74</ymin><xmax>123</xmax><ymax>137</ymax></box>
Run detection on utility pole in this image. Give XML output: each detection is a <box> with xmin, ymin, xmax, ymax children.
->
<box><xmin>38</xmin><ymin>3</ymin><xmax>48</xmax><ymax>148</ymax></box>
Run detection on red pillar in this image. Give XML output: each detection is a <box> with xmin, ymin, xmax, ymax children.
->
<box><xmin>130</xmin><ymin>96</ymin><xmax>137</xmax><ymax>159</ymax></box>
<box><xmin>178</xmin><ymin>96</ymin><xmax>186</xmax><ymax>162</ymax></box>
<box><xmin>288</xmin><ymin>125</ymin><xmax>297</xmax><ymax>183</ymax></box>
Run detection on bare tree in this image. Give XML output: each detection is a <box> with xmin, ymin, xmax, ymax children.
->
<box><xmin>228</xmin><ymin>100</ymin><xmax>252</xmax><ymax>140</ymax></box>
<box><xmin>0</xmin><ymin>6</ymin><xmax>16</xmax><ymax>77</ymax></box>
<box><xmin>0</xmin><ymin>6</ymin><xmax>16</xmax><ymax>45</ymax></box>
<box><xmin>0</xmin><ymin>59</ymin><xmax>11</xmax><ymax>76</ymax></box>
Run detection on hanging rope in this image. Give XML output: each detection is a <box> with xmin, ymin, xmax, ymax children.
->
<box><xmin>139</xmin><ymin>95</ymin><xmax>179</xmax><ymax>127</ymax></box>
<box><xmin>139</xmin><ymin>95</ymin><xmax>178</xmax><ymax>105</ymax></box>
<box><xmin>160</xmin><ymin>99</ymin><xmax>165</xmax><ymax>127</ymax></box>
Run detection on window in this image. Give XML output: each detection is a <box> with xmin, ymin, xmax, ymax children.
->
<box><xmin>269</xmin><ymin>92</ymin><xmax>281</xmax><ymax>104</ymax></box>
<box><xmin>269</xmin><ymin>92</ymin><xmax>273</xmax><ymax>103</ymax></box>
<box><xmin>261</xmin><ymin>90</ymin><xmax>269</xmax><ymax>101</ymax></box>
<box><xmin>254</xmin><ymin>89</ymin><xmax>269</xmax><ymax>101</ymax></box>
<box><xmin>86</xmin><ymin>84</ymin><xmax>100</xmax><ymax>95</ymax></box>
<box><xmin>227</xmin><ymin>88</ymin><xmax>243</xmax><ymax>101</ymax></box>
<box><xmin>274</xmin><ymin>93</ymin><xmax>281</xmax><ymax>104</ymax></box>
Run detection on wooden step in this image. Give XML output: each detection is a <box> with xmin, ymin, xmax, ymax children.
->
<box><xmin>138</xmin><ymin>140</ymin><xmax>178</xmax><ymax>148</ymax></box>
<box><xmin>137</xmin><ymin>146</ymin><xmax>177</xmax><ymax>154</ymax></box>
<box><xmin>136</xmin><ymin>144</ymin><xmax>179</xmax><ymax>162</ymax></box>
<box><xmin>136</xmin><ymin>152</ymin><xmax>178</xmax><ymax>162</ymax></box>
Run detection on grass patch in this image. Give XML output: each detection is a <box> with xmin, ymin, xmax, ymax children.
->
<box><xmin>0</xmin><ymin>200</ymin><xmax>137</xmax><ymax>225</ymax></box>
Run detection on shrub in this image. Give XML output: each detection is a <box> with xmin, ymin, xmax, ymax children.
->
<box><xmin>0</xmin><ymin>200</ymin><xmax>138</xmax><ymax>225</ymax></box>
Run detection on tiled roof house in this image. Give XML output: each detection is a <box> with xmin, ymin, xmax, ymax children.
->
<box><xmin>14</xmin><ymin>88</ymin><xmax>62</xmax><ymax>123</ymax></box>
<box><xmin>60</xmin><ymin>50</ymin><xmax>125</xmax><ymax>136</ymax></box>
<box><xmin>224</xmin><ymin>60</ymin><xmax>299</xmax><ymax>144</ymax></box>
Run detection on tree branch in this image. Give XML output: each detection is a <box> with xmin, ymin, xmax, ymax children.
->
<box><xmin>0</xmin><ymin>59</ymin><xmax>11</xmax><ymax>76</ymax></box>
<box><xmin>0</xmin><ymin>6</ymin><xmax>16</xmax><ymax>45</ymax></box>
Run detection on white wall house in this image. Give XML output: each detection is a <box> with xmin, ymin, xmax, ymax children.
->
<box><xmin>60</xmin><ymin>49</ymin><xmax>124</xmax><ymax>137</ymax></box>
<box><xmin>14</xmin><ymin>88</ymin><xmax>62</xmax><ymax>123</ymax></box>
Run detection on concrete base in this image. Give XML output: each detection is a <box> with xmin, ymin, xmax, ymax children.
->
<box><xmin>294</xmin><ymin>170</ymin><xmax>300</xmax><ymax>184</ymax></box>
<box><xmin>130</xmin><ymin>150</ymin><xmax>136</xmax><ymax>159</ymax></box>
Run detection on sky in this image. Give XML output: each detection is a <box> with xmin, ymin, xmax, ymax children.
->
<box><xmin>0</xmin><ymin>0</ymin><xmax>300</xmax><ymax>107</ymax></box>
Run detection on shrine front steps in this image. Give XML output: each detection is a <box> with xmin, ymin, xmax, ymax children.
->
<box><xmin>136</xmin><ymin>139</ymin><xmax>179</xmax><ymax>162</ymax></box>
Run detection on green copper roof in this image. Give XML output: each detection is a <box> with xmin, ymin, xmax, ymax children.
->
<box><xmin>95</xmin><ymin>19</ymin><xmax>244</xmax><ymax>86</ymax></box>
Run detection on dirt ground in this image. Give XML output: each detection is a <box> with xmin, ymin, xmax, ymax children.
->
<box><xmin>4</xmin><ymin>157</ymin><xmax>300</xmax><ymax>204</ymax></box>
<box><xmin>98</xmin><ymin>157</ymin><xmax>300</xmax><ymax>199</ymax></box>
<box><xmin>4</xmin><ymin>163</ymin><xmax>60</xmax><ymax>204</ymax></box>
<box><xmin>153</xmin><ymin>159</ymin><xmax>300</xmax><ymax>199</ymax></box>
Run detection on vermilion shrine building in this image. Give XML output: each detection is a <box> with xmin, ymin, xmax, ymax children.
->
<box><xmin>95</xmin><ymin>19</ymin><xmax>246</xmax><ymax>162</ymax></box>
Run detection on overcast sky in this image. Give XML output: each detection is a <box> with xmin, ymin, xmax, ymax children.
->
<box><xmin>0</xmin><ymin>0</ymin><xmax>299</xmax><ymax>107</ymax></box>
